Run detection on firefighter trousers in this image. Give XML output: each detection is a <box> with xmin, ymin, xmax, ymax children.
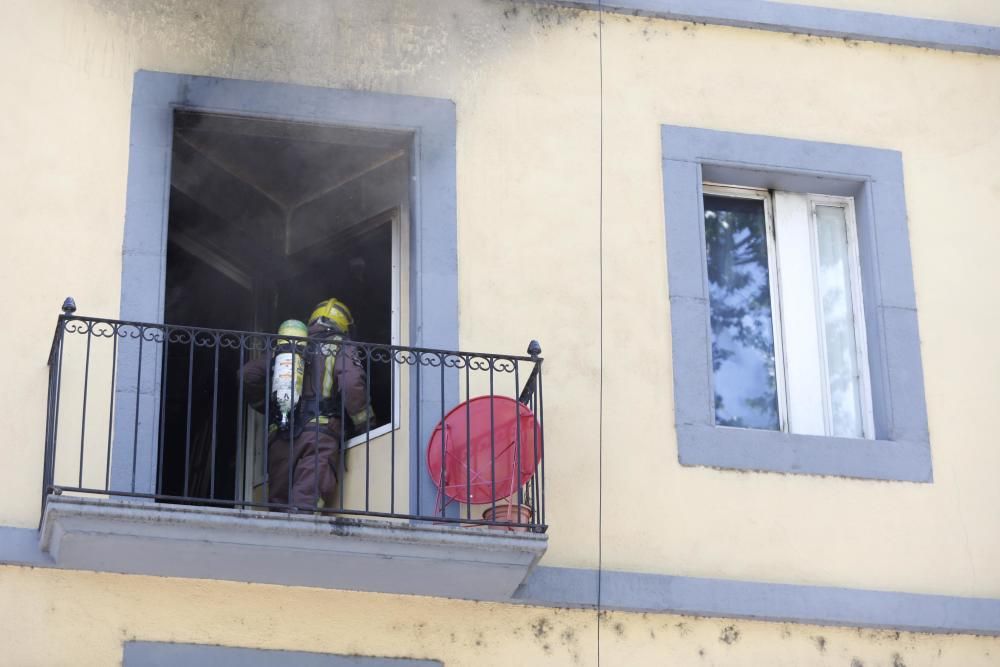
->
<box><xmin>267</xmin><ymin>425</ymin><xmax>341</xmax><ymax>509</ymax></box>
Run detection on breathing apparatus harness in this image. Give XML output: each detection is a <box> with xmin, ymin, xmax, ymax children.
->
<box><xmin>270</xmin><ymin>319</ymin><xmax>345</xmax><ymax>440</ymax></box>
<box><xmin>269</xmin><ymin>299</ymin><xmax>373</xmax><ymax>456</ymax></box>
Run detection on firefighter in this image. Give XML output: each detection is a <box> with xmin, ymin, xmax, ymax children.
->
<box><xmin>242</xmin><ymin>298</ymin><xmax>373</xmax><ymax>510</ymax></box>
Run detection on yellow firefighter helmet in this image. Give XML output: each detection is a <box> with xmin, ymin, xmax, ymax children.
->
<box><xmin>308</xmin><ymin>297</ymin><xmax>354</xmax><ymax>333</ymax></box>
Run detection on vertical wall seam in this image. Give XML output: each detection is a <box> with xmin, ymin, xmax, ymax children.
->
<box><xmin>596</xmin><ymin>1</ymin><xmax>605</xmax><ymax>664</ymax></box>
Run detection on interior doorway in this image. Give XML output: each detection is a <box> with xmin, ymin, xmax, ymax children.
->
<box><xmin>159</xmin><ymin>110</ymin><xmax>409</xmax><ymax>504</ymax></box>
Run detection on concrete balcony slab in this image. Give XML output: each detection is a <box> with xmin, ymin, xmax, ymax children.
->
<box><xmin>39</xmin><ymin>495</ymin><xmax>547</xmax><ymax>601</ymax></box>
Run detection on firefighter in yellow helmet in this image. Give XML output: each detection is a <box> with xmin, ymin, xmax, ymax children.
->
<box><xmin>241</xmin><ymin>298</ymin><xmax>374</xmax><ymax>510</ymax></box>
<box><xmin>308</xmin><ymin>297</ymin><xmax>354</xmax><ymax>335</ymax></box>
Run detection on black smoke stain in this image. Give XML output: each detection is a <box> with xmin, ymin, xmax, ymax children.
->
<box><xmin>719</xmin><ymin>625</ymin><xmax>740</xmax><ymax>645</ymax></box>
<box><xmin>532</xmin><ymin>617</ymin><xmax>552</xmax><ymax>640</ymax></box>
<box><xmin>500</xmin><ymin>1</ymin><xmax>583</xmax><ymax>31</ymax></box>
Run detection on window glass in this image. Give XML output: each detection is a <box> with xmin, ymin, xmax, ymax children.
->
<box><xmin>703</xmin><ymin>195</ymin><xmax>780</xmax><ymax>430</ymax></box>
<box><xmin>814</xmin><ymin>204</ymin><xmax>864</xmax><ymax>438</ymax></box>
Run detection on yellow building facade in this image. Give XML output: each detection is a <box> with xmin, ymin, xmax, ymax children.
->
<box><xmin>1</xmin><ymin>0</ymin><xmax>999</xmax><ymax>664</ymax></box>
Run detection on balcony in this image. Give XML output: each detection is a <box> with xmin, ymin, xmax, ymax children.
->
<box><xmin>38</xmin><ymin>300</ymin><xmax>547</xmax><ymax>600</ymax></box>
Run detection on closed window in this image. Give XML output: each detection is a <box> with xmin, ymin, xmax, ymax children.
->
<box><xmin>703</xmin><ymin>185</ymin><xmax>874</xmax><ymax>440</ymax></box>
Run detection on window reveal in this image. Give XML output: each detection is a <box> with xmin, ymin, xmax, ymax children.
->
<box><xmin>704</xmin><ymin>186</ymin><xmax>874</xmax><ymax>440</ymax></box>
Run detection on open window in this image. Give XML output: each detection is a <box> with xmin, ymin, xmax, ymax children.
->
<box><xmin>703</xmin><ymin>184</ymin><xmax>874</xmax><ymax>440</ymax></box>
<box><xmin>661</xmin><ymin>125</ymin><xmax>931</xmax><ymax>481</ymax></box>
<box><xmin>159</xmin><ymin>110</ymin><xmax>407</xmax><ymax>504</ymax></box>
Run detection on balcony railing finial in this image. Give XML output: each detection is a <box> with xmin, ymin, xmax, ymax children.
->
<box><xmin>527</xmin><ymin>340</ymin><xmax>541</xmax><ymax>358</ymax></box>
<box><xmin>61</xmin><ymin>297</ymin><xmax>77</xmax><ymax>315</ymax></box>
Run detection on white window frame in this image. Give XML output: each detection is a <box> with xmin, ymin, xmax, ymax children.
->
<box><xmin>243</xmin><ymin>209</ymin><xmax>405</xmax><ymax>499</ymax></box>
<box><xmin>805</xmin><ymin>193</ymin><xmax>875</xmax><ymax>440</ymax></box>
<box><xmin>703</xmin><ymin>183</ymin><xmax>875</xmax><ymax>440</ymax></box>
<box><xmin>702</xmin><ymin>183</ymin><xmax>790</xmax><ymax>433</ymax></box>
<box><xmin>345</xmin><ymin>207</ymin><xmax>403</xmax><ymax>450</ymax></box>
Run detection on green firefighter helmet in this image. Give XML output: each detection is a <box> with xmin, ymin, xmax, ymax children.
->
<box><xmin>308</xmin><ymin>297</ymin><xmax>354</xmax><ymax>334</ymax></box>
<box><xmin>276</xmin><ymin>319</ymin><xmax>308</xmax><ymax>339</ymax></box>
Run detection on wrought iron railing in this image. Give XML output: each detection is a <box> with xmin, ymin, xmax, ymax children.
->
<box><xmin>41</xmin><ymin>299</ymin><xmax>545</xmax><ymax>531</ymax></box>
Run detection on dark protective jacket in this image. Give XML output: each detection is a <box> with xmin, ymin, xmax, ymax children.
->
<box><xmin>241</xmin><ymin>335</ymin><xmax>373</xmax><ymax>439</ymax></box>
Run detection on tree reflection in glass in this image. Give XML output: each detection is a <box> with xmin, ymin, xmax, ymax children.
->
<box><xmin>704</xmin><ymin>195</ymin><xmax>780</xmax><ymax>430</ymax></box>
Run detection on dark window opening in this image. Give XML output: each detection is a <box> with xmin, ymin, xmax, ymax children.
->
<box><xmin>160</xmin><ymin>110</ymin><xmax>409</xmax><ymax>503</ymax></box>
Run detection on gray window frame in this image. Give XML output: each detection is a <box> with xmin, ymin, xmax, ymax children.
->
<box><xmin>116</xmin><ymin>71</ymin><xmax>458</xmax><ymax>511</ymax></box>
<box><xmin>123</xmin><ymin>642</ymin><xmax>442</xmax><ymax>667</ymax></box>
<box><xmin>661</xmin><ymin>124</ymin><xmax>931</xmax><ymax>481</ymax></box>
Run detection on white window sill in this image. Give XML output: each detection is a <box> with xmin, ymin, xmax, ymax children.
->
<box><xmin>345</xmin><ymin>422</ymin><xmax>395</xmax><ymax>449</ymax></box>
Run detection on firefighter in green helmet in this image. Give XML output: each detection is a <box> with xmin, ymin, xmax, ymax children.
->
<box><xmin>241</xmin><ymin>298</ymin><xmax>374</xmax><ymax>510</ymax></box>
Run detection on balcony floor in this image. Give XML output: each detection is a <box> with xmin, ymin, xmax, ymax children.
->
<box><xmin>39</xmin><ymin>495</ymin><xmax>547</xmax><ymax>601</ymax></box>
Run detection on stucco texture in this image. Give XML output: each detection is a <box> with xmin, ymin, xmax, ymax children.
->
<box><xmin>1</xmin><ymin>0</ymin><xmax>999</xmax><ymax>623</ymax></box>
<box><xmin>0</xmin><ymin>565</ymin><xmax>997</xmax><ymax>666</ymax></box>
<box><xmin>593</xmin><ymin>9</ymin><xmax>1000</xmax><ymax>600</ymax></box>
